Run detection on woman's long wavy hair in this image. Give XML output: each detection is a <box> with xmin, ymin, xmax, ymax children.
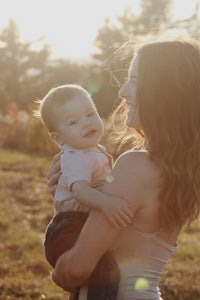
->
<box><xmin>115</xmin><ymin>38</ymin><xmax>200</xmax><ymax>231</ymax></box>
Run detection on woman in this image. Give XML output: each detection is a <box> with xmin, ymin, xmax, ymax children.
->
<box><xmin>48</xmin><ymin>37</ymin><xmax>200</xmax><ymax>300</ymax></box>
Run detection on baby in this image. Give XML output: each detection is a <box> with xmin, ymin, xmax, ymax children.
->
<box><xmin>37</xmin><ymin>84</ymin><xmax>133</xmax><ymax>300</ymax></box>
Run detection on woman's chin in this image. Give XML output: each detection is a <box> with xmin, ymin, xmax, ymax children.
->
<box><xmin>124</xmin><ymin>118</ymin><xmax>134</xmax><ymax>128</ymax></box>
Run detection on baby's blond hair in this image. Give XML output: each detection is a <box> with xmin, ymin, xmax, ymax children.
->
<box><xmin>36</xmin><ymin>84</ymin><xmax>88</xmax><ymax>132</ymax></box>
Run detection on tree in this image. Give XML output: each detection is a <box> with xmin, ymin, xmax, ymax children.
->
<box><xmin>93</xmin><ymin>0</ymin><xmax>173</xmax><ymax>63</ymax></box>
<box><xmin>92</xmin><ymin>0</ymin><xmax>200</xmax><ymax>116</ymax></box>
<box><xmin>0</xmin><ymin>19</ymin><xmax>101</xmax><ymax>114</ymax></box>
<box><xmin>91</xmin><ymin>0</ymin><xmax>174</xmax><ymax>116</ymax></box>
<box><xmin>0</xmin><ymin>19</ymin><xmax>50</xmax><ymax>111</ymax></box>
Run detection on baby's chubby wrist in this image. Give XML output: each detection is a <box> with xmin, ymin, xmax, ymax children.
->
<box><xmin>96</xmin><ymin>193</ymin><xmax>110</xmax><ymax>211</ymax></box>
<box><xmin>71</xmin><ymin>180</ymin><xmax>109</xmax><ymax>211</ymax></box>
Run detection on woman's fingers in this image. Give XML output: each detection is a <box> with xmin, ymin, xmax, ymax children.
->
<box><xmin>48</xmin><ymin>185</ymin><xmax>57</xmax><ymax>196</ymax></box>
<box><xmin>49</xmin><ymin>157</ymin><xmax>60</xmax><ymax>172</ymax></box>
<box><xmin>53</xmin><ymin>151</ymin><xmax>63</xmax><ymax>162</ymax></box>
<box><xmin>47</xmin><ymin>152</ymin><xmax>62</xmax><ymax>196</ymax></box>
<box><xmin>48</xmin><ymin>171</ymin><xmax>61</xmax><ymax>185</ymax></box>
<box><xmin>47</xmin><ymin>152</ymin><xmax>62</xmax><ymax>179</ymax></box>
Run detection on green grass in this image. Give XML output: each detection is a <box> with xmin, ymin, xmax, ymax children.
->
<box><xmin>160</xmin><ymin>221</ymin><xmax>200</xmax><ymax>300</ymax></box>
<box><xmin>0</xmin><ymin>149</ymin><xmax>67</xmax><ymax>300</ymax></box>
<box><xmin>0</xmin><ymin>149</ymin><xmax>200</xmax><ymax>299</ymax></box>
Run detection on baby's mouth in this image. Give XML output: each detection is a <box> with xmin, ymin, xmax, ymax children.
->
<box><xmin>84</xmin><ymin>129</ymin><xmax>97</xmax><ymax>137</ymax></box>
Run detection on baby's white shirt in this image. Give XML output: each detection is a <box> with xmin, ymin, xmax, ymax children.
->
<box><xmin>54</xmin><ymin>144</ymin><xmax>112</xmax><ymax>214</ymax></box>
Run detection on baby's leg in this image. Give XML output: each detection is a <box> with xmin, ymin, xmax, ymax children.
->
<box><xmin>44</xmin><ymin>211</ymin><xmax>88</xmax><ymax>268</ymax></box>
<box><xmin>44</xmin><ymin>211</ymin><xmax>89</xmax><ymax>300</ymax></box>
<box><xmin>44</xmin><ymin>211</ymin><xmax>120</xmax><ymax>300</ymax></box>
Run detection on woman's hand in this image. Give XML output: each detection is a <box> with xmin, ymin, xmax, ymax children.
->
<box><xmin>47</xmin><ymin>152</ymin><xmax>62</xmax><ymax>196</ymax></box>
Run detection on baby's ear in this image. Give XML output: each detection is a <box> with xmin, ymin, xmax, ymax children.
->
<box><xmin>50</xmin><ymin>132</ymin><xmax>62</xmax><ymax>145</ymax></box>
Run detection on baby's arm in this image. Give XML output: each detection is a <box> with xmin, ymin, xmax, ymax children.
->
<box><xmin>71</xmin><ymin>181</ymin><xmax>133</xmax><ymax>228</ymax></box>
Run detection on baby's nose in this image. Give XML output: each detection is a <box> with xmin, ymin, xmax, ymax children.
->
<box><xmin>82</xmin><ymin>119</ymin><xmax>92</xmax><ymax>127</ymax></box>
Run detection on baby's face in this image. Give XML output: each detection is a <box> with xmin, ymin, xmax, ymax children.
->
<box><xmin>54</xmin><ymin>93</ymin><xmax>104</xmax><ymax>149</ymax></box>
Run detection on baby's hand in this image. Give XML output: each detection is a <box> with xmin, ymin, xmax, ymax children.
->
<box><xmin>101</xmin><ymin>196</ymin><xmax>134</xmax><ymax>229</ymax></box>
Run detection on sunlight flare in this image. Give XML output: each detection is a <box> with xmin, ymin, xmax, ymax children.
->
<box><xmin>0</xmin><ymin>0</ymin><xmax>198</xmax><ymax>60</ymax></box>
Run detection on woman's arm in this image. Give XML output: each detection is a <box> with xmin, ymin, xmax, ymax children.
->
<box><xmin>52</xmin><ymin>209</ymin><xmax>120</xmax><ymax>288</ymax></box>
<box><xmin>52</xmin><ymin>151</ymin><xmax>144</xmax><ymax>289</ymax></box>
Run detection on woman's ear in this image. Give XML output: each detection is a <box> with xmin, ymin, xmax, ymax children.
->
<box><xmin>50</xmin><ymin>132</ymin><xmax>63</xmax><ymax>145</ymax></box>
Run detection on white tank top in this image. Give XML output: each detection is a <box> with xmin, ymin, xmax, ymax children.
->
<box><xmin>78</xmin><ymin>226</ymin><xmax>176</xmax><ymax>300</ymax></box>
<box><xmin>113</xmin><ymin>227</ymin><xmax>177</xmax><ymax>300</ymax></box>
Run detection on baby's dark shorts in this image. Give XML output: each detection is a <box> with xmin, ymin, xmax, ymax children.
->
<box><xmin>44</xmin><ymin>211</ymin><xmax>89</xmax><ymax>267</ymax></box>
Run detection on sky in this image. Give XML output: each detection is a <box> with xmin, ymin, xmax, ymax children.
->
<box><xmin>0</xmin><ymin>0</ymin><xmax>199</xmax><ymax>60</ymax></box>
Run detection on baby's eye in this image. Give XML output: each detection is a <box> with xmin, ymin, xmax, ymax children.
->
<box><xmin>68</xmin><ymin>120</ymin><xmax>77</xmax><ymax>126</ymax></box>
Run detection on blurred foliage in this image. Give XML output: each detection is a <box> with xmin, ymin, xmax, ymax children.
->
<box><xmin>0</xmin><ymin>19</ymin><xmax>50</xmax><ymax>112</ymax></box>
<box><xmin>0</xmin><ymin>106</ymin><xmax>123</xmax><ymax>159</ymax></box>
<box><xmin>92</xmin><ymin>0</ymin><xmax>200</xmax><ymax>114</ymax></box>
<box><xmin>0</xmin><ymin>1</ymin><xmax>200</xmax><ymax>154</ymax></box>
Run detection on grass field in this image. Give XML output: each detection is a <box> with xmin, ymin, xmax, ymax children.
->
<box><xmin>0</xmin><ymin>149</ymin><xmax>200</xmax><ymax>300</ymax></box>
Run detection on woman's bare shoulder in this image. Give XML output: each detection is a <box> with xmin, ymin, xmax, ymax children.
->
<box><xmin>103</xmin><ymin>150</ymin><xmax>160</xmax><ymax>207</ymax></box>
<box><xmin>114</xmin><ymin>150</ymin><xmax>159</xmax><ymax>177</ymax></box>
<box><xmin>116</xmin><ymin>149</ymin><xmax>148</xmax><ymax>161</ymax></box>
